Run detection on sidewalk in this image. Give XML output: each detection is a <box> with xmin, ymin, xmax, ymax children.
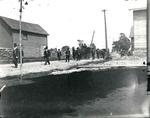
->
<box><xmin>0</xmin><ymin>59</ymin><xmax>103</xmax><ymax>79</ymax></box>
<box><xmin>0</xmin><ymin>55</ymin><xmax>146</xmax><ymax>80</ymax></box>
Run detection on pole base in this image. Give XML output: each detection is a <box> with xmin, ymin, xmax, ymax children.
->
<box><xmin>147</xmin><ymin>75</ymin><xmax>150</xmax><ymax>92</ymax></box>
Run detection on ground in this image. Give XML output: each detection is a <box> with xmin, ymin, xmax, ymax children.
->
<box><xmin>0</xmin><ymin>52</ymin><xmax>149</xmax><ymax>118</ymax></box>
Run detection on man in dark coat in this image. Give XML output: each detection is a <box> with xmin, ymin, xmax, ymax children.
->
<box><xmin>96</xmin><ymin>49</ymin><xmax>100</xmax><ymax>59</ymax></box>
<box><xmin>76</xmin><ymin>47</ymin><xmax>81</xmax><ymax>61</ymax></box>
<box><xmin>72</xmin><ymin>47</ymin><xmax>76</xmax><ymax>60</ymax></box>
<box><xmin>12</xmin><ymin>43</ymin><xmax>19</xmax><ymax>68</ymax></box>
<box><xmin>44</xmin><ymin>46</ymin><xmax>50</xmax><ymax>65</ymax></box>
<box><xmin>57</xmin><ymin>49</ymin><xmax>61</xmax><ymax>61</ymax></box>
<box><xmin>65</xmin><ymin>48</ymin><xmax>70</xmax><ymax>62</ymax></box>
<box><xmin>91</xmin><ymin>48</ymin><xmax>95</xmax><ymax>60</ymax></box>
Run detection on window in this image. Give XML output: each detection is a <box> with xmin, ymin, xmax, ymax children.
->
<box><xmin>22</xmin><ymin>33</ymin><xmax>28</xmax><ymax>40</ymax></box>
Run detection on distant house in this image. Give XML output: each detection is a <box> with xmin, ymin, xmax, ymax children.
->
<box><xmin>131</xmin><ymin>8</ymin><xmax>146</xmax><ymax>50</ymax></box>
<box><xmin>0</xmin><ymin>16</ymin><xmax>48</xmax><ymax>62</ymax></box>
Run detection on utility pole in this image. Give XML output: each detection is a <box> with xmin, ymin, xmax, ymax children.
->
<box><xmin>143</xmin><ymin>0</ymin><xmax>150</xmax><ymax>117</ymax></box>
<box><xmin>90</xmin><ymin>30</ymin><xmax>95</xmax><ymax>46</ymax></box>
<box><xmin>18</xmin><ymin>0</ymin><xmax>29</xmax><ymax>80</ymax></box>
<box><xmin>19</xmin><ymin>0</ymin><xmax>23</xmax><ymax>80</ymax></box>
<box><xmin>102</xmin><ymin>9</ymin><xmax>108</xmax><ymax>51</ymax></box>
<box><xmin>147</xmin><ymin>0</ymin><xmax>150</xmax><ymax>92</ymax></box>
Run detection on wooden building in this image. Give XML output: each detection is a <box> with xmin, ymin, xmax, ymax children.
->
<box><xmin>132</xmin><ymin>8</ymin><xmax>146</xmax><ymax>49</ymax></box>
<box><xmin>0</xmin><ymin>16</ymin><xmax>48</xmax><ymax>62</ymax></box>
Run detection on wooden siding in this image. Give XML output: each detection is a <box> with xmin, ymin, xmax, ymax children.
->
<box><xmin>133</xmin><ymin>10</ymin><xmax>146</xmax><ymax>49</ymax></box>
<box><xmin>13</xmin><ymin>32</ymin><xmax>47</xmax><ymax>58</ymax></box>
<box><xmin>0</xmin><ymin>19</ymin><xmax>13</xmax><ymax>48</ymax></box>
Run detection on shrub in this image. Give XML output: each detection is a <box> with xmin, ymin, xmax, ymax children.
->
<box><xmin>112</xmin><ymin>33</ymin><xmax>131</xmax><ymax>56</ymax></box>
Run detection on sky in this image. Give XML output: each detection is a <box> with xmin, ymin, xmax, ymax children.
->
<box><xmin>0</xmin><ymin>0</ymin><xmax>147</xmax><ymax>49</ymax></box>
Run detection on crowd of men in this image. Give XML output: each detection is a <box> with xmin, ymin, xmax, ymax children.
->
<box><xmin>12</xmin><ymin>43</ymin><xmax>108</xmax><ymax>68</ymax></box>
<box><xmin>54</xmin><ymin>46</ymin><xmax>107</xmax><ymax>63</ymax></box>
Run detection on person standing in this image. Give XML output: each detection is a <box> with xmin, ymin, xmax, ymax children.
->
<box><xmin>44</xmin><ymin>46</ymin><xmax>50</xmax><ymax>65</ymax></box>
<box><xmin>12</xmin><ymin>43</ymin><xmax>19</xmax><ymax>68</ymax></box>
<box><xmin>91</xmin><ymin>48</ymin><xmax>95</xmax><ymax>60</ymax></box>
<box><xmin>76</xmin><ymin>47</ymin><xmax>81</xmax><ymax>61</ymax></box>
<box><xmin>65</xmin><ymin>48</ymin><xmax>70</xmax><ymax>62</ymax></box>
<box><xmin>57</xmin><ymin>49</ymin><xmax>61</xmax><ymax>61</ymax></box>
<box><xmin>96</xmin><ymin>49</ymin><xmax>100</xmax><ymax>59</ymax></box>
<box><xmin>72</xmin><ymin>47</ymin><xmax>76</xmax><ymax>60</ymax></box>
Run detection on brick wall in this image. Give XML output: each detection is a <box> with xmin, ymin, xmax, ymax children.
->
<box><xmin>0</xmin><ymin>48</ymin><xmax>12</xmax><ymax>64</ymax></box>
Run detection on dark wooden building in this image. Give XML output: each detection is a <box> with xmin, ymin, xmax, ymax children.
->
<box><xmin>0</xmin><ymin>16</ymin><xmax>49</xmax><ymax>62</ymax></box>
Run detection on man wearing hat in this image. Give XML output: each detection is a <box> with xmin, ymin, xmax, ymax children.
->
<box><xmin>44</xmin><ymin>46</ymin><xmax>50</xmax><ymax>65</ymax></box>
<box><xmin>12</xmin><ymin>43</ymin><xmax>19</xmax><ymax>68</ymax></box>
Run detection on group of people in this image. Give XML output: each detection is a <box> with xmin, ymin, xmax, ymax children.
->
<box><xmin>12</xmin><ymin>43</ymin><xmax>107</xmax><ymax>68</ymax></box>
<box><xmin>72</xmin><ymin>47</ymin><xmax>81</xmax><ymax>61</ymax></box>
<box><xmin>13</xmin><ymin>44</ymin><xmax>51</xmax><ymax>68</ymax></box>
<box><xmin>43</xmin><ymin>46</ymin><xmax>108</xmax><ymax>65</ymax></box>
<box><xmin>43</xmin><ymin>46</ymin><xmax>83</xmax><ymax>64</ymax></box>
<box><xmin>43</xmin><ymin>47</ymin><xmax>71</xmax><ymax>64</ymax></box>
<box><xmin>57</xmin><ymin>47</ymin><xmax>82</xmax><ymax>62</ymax></box>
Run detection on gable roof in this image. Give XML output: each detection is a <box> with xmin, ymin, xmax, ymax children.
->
<box><xmin>0</xmin><ymin>16</ymin><xmax>48</xmax><ymax>36</ymax></box>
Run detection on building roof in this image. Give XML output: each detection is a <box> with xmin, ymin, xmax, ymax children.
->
<box><xmin>0</xmin><ymin>16</ymin><xmax>48</xmax><ymax>36</ymax></box>
<box><xmin>131</xmin><ymin>7</ymin><xmax>146</xmax><ymax>11</ymax></box>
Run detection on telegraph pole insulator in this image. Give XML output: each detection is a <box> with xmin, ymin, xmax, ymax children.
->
<box><xmin>25</xmin><ymin>1</ymin><xmax>28</xmax><ymax>5</ymax></box>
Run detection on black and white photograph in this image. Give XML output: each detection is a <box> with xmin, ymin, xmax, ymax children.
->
<box><xmin>0</xmin><ymin>0</ymin><xmax>149</xmax><ymax>118</ymax></box>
